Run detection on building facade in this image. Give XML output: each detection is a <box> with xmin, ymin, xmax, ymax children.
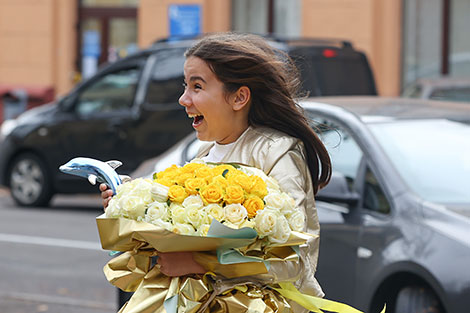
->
<box><xmin>0</xmin><ymin>0</ymin><xmax>468</xmax><ymax>98</ymax></box>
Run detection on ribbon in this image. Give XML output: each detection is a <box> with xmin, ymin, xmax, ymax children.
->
<box><xmin>273</xmin><ymin>282</ymin><xmax>386</xmax><ymax>313</ymax></box>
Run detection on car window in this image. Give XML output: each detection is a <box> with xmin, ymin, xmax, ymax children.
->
<box><xmin>312</xmin><ymin>119</ymin><xmax>363</xmax><ymax>189</ymax></box>
<box><xmin>363</xmin><ymin>167</ymin><xmax>391</xmax><ymax>214</ymax></box>
<box><xmin>145</xmin><ymin>50</ymin><xmax>186</xmax><ymax>106</ymax></box>
<box><xmin>75</xmin><ymin>67</ymin><xmax>140</xmax><ymax>115</ymax></box>
<box><xmin>429</xmin><ymin>87</ymin><xmax>470</xmax><ymax>102</ymax></box>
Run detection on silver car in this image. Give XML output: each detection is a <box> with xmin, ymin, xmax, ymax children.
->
<box><xmin>132</xmin><ymin>96</ymin><xmax>470</xmax><ymax>313</ymax></box>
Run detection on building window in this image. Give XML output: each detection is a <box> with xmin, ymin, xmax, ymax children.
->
<box><xmin>78</xmin><ymin>0</ymin><xmax>138</xmax><ymax>79</ymax></box>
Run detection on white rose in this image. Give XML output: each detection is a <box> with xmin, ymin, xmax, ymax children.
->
<box><xmin>224</xmin><ymin>204</ymin><xmax>248</xmax><ymax>225</ymax></box>
<box><xmin>172</xmin><ymin>223</ymin><xmax>196</xmax><ymax>235</ymax></box>
<box><xmin>151</xmin><ymin>183</ymin><xmax>169</xmax><ymax>202</ymax></box>
<box><xmin>281</xmin><ymin>193</ymin><xmax>297</xmax><ymax>215</ymax></box>
<box><xmin>288</xmin><ymin>210</ymin><xmax>305</xmax><ymax>231</ymax></box>
<box><xmin>170</xmin><ymin>203</ymin><xmax>186</xmax><ymax>224</ymax></box>
<box><xmin>185</xmin><ymin>206</ymin><xmax>206</xmax><ymax>228</ymax></box>
<box><xmin>197</xmin><ymin>224</ymin><xmax>211</xmax><ymax>236</ymax></box>
<box><xmin>265</xmin><ymin>176</ymin><xmax>281</xmax><ymax>192</ymax></box>
<box><xmin>254</xmin><ymin>209</ymin><xmax>278</xmax><ymax>237</ymax></box>
<box><xmin>264</xmin><ymin>192</ymin><xmax>286</xmax><ymax>212</ymax></box>
<box><xmin>130</xmin><ymin>179</ymin><xmax>154</xmax><ymax>204</ymax></box>
<box><xmin>119</xmin><ymin>195</ymin><xmax>147</xmax><ymax>219</ymax></box>
<box><xmin>182</xmin><ymin>195</ymin><xmax>204</xmax><ymax>210</ymax></box>
<box><xmin>145</xmin><ymin>201</ymin><xmax>169</xmax><ymax>222</ymax></box>
<box><xmin>269</xmin><ymin>215</ymin><xmax>291</xmax><ymax>244</ymax></box>
<box><xmin>105</xmin><ymin>197</ymin><xmax>122</xmax><ymax>217</ymax></box>
<box><xmin>204</xmin><ymin>203</ymin><xmax>225</xmax><ymax>222</ymax></box>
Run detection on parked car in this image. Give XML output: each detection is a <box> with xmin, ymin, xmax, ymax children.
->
<box><xmin>0</xmin><ymin>35</ymin><xmax>376</xmax><ymax>207</ymax></box>
<box><xmin>403</xmin><ymin>76</ymin><xmax>470</xmax><ymax>103</ymax></box>
<box><xmin>131</xmin><ymin>97</ymin><xmax>470</xmax><ymax>313</ymax></box>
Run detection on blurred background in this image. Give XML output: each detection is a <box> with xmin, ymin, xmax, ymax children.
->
<box><xmin>1</xmin><ymin>0</ymin><xmax>469</xmax><ymax>101</ymax></box>
<box><xmin>1</xmin><ymin>1</ymin><xmax>470</xmax><ymax>313</ymax></box>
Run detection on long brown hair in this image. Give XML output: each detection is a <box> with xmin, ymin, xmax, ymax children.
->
<box><xmin>185</xmin><ymin>33</ymin><xmax>331</xmax><ymax>194</ymax></box>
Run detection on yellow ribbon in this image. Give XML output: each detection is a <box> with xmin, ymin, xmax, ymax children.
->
<box><xmin>273</xmin><ymin>282</ymin><xmax>386</xmax><ymax>313</ymax></box>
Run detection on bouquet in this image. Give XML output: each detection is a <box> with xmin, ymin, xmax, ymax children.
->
<box><xmin>97</xmin><ymin>159</ymin><xmax>377</xmax><ymax>313</ymax></box>
<box><xmin>105</xmin><ymin>159</ymin><xmax>305</xmax><ymax>244</ymax></box>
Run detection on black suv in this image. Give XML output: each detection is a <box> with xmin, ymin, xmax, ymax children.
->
<box><xmin>0</xmin><ymin>36</ymin><xmax>376</xmax><ymax>207</ymax></box>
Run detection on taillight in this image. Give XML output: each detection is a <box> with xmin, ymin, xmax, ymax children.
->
<box><xmin>322</xmin><ymin>49</ymin><xmax>337</xmax><ymax>58</ymax></box>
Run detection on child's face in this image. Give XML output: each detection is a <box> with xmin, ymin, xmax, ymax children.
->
<box><xmin>179</xmin><ymin>56</ymin><xmax>240</xmax><ymax>144</ymax></box>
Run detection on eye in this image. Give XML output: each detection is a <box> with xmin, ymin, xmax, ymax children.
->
<box><xmin>182</xmin><ymin>82</ymin><xmax>188</xmax><ymax>89</ymax></box>
<box><xmin>194</xmin><ymin>83</ymin><xmax>202</xmax><ymax>90</ymax></box>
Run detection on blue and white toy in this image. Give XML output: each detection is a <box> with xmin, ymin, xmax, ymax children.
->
<box><xmin>59</xmin><ymin>157</ymin><xmax>129</xmax><ymax>194</ymax></box>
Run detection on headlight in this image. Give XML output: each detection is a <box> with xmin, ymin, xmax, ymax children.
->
<box><xmin>0</xmin><ymin>119</ymin><xmax>18</xmax><ymax>140</ymax></box>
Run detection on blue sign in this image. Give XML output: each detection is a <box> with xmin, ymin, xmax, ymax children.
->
<box><xmin>169</xmin><ymin>4</ymin><xmax>201</xmax><ymax>37</ymax></box>
<box><xmin>82</xmin><ymin>30</ymin><xmax>101</xmax><ymax>57</ymax></box>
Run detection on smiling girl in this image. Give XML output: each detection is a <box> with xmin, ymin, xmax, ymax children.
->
<box><xmin>101</xmin><ymin>32</ymin><xmax>331</xmax><ymax>312</ymax></box>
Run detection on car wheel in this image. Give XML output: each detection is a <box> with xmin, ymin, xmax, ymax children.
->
<box><xmin>394</xmin><ymin>286</ymin><xmax>443</xmax><ymax>313</ymax></box>
<box><xmin>9</xmin><ymin>153</ymin><xmax>53</xmax><ymax>207</ymax></box>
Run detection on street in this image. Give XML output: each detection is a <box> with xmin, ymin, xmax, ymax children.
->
<box><xmin>0</xmin><ymin>187</ymin><xmax>118</xmax><ymax>313</ymax></box>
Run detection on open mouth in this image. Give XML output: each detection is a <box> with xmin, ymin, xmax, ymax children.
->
<box><xmin>188</xmin><ymin>114</ymin><xmax>204</xmax><ymax>127</ymax></box>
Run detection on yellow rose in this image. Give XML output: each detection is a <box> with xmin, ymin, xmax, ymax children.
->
<box><xmin>224</xmin><ymin>184</ymin><xmax>245</xmax><ymax>204</ymax></box>
<box><xmin>211</xmin><ymin>175</ymin><xmax>229</xmax><ymax>189</ymax></box>
<box><xmin>176</xmin><ymin>172</ymin><xmax>194</xmax><ymax>186</ymax></box>
<box><xmin>156</xmin><ymin>164</ymin><xmax>180</xmax><ymax>180</ymax></box>
<box><xmin>168</xmin><ymin>185</ymin><xmax>188</xmax><ymax>203</ymax></box>
<box><xmin>184</xmin><ymin>177</ymin><xmax>207</xmax><ymax>195</ymax></box>
<box><xmin>200</xmin><ymin>183</ymin><xmax>224</xmax><ymax>204</ymax></box>
<box><xmin>181</xmin><ymin>162</ymin><xmax>205</xmax><ymax>174</ymax></box>
<box><xmin>228</xmin><ymin>172</ymin><xmax>253</xmax><ymax>192</ymax></box>
<box><xmin>244</xmin><ymin>195</ymin><xmax>265</xmax><ymax>218</ymax></box>
<box><xmin>249</xmin><ymin>176</ymin><xmax>268</xmax><ymax>199</ymax></box>
<box><xmin>155</xmin><ymin>177</ymin><xmax>174</xmax><ymax>187</ymax></box>
<box><xmin>211</xmin><ymin>164</ymin><xmax>236</xmax><ymax>178</ymax></box>
<box><xmin>194</xmin><ymin>166</ymin><xmax>214</xmax><ymax>182</ymax></box>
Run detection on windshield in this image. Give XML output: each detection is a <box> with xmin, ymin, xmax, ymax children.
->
<box><xmin>369</xmin><ymin>119</ymin><xmax>470</xmax><ymax>204</ymax></box>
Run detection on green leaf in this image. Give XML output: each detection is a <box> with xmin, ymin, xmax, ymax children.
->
<box><xmin>153</xmin><ymin>172</ymin><xmax>158</xmax><ymax>180</ymax></box>
<box><xmin>222</xmin><ymin>169</ymin><xmax>229</xmax><ymax>177</ymax></box>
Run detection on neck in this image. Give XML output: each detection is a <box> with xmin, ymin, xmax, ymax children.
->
<box><xmin>216</xmin><ymin>124</ymin><xmax>249</xmax><ymax>145</ymax></box>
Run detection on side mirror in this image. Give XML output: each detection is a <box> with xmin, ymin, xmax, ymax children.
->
<box><xmin>316</xmin><ymin>171</ymin><xmax>360</xmax><ymax>206</ymax></box>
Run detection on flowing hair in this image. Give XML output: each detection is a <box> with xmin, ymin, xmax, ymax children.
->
<box><xmin>185</xmin><ymin>33</ymin><xmax>331</xmax><ymax>194</ymax></box>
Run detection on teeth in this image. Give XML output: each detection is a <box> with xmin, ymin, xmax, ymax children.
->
<box><xmin>188</xmin><ymin>114</ymin><xmax>202</xmax><ymax>118</ymax></box>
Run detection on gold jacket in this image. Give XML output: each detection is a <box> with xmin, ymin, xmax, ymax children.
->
<box><xmin>197</xmin><ymin>126</ymin><xmax>324</xmax><ymax>310</ymax></box>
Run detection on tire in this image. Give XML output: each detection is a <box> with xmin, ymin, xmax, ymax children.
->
<box><xmin>8</xmin><ymin>153</ymin><xmax>53</xmax><ymax>207</ymax></box>
<box><xmin>394</xmin><ymin>286</ymin><xmax>443</xmax><ymax>313</ymax></box>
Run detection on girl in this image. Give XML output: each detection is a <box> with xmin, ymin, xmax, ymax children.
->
<box><xmin>101</xmin><ymin>32</ymin><xmax>331</xmax><ymax>312</ymax></box>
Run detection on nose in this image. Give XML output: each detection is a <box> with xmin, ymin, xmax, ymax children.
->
<box><xmin>179</xmin><ymin>89</ymin><xmax>191</xmax><ymax>108</ymax></box>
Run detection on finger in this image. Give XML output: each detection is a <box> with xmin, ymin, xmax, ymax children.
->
<box><xmin>101</xmin><ymin>189</ymin><xmax>113</xmax><ymax>199</ymax></box>
<box><xmin>103</xmin><ymin>196</ymin><xmax>112</xmax><ymax>209</ymax></box>
<box><xmin>99</xmin><ymin>183</ymin><xmax>108</xmax><ymax>191</ymax></box>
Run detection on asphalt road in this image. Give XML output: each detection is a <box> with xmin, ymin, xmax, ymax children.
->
<box><xmin>0</xmin><ymin>187</ymin><xmax>118</xmax><ymax>313</ymax></box>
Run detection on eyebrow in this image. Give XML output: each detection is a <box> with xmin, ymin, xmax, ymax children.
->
<box><xmin>188</xmin><ymin>76</ymin><xmax>206</xmax><ymax>83</ymax></box>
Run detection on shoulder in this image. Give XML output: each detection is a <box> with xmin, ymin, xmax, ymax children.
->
<box><xmin>245</xmin><ymin>126</ymin><xmax>303</xmax><ymax>152</ymax></box>
<box><xmin>242</xmin><ymin>126</ymin><xmax>307</xmax><ymax>172</ymax></box>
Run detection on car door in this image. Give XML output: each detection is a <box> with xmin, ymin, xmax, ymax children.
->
<box><xmin>312</xmin><ymin>118</ymin><xmax>364</xmax><ymax>305</ymax></box>
<box><xmin>353</xmin><ymin>162</ymin><xmax>396</xmax><ymax>310</ymax></box>
<box><xmin>56</xmin><ymin>56</ymin><xmax>146</xmax><ymax>174</ymax></box>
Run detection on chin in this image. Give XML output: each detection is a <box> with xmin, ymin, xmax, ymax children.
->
<box><xmin>195</xmin><ymin>131</ymin><xmax>211</xmax><ymax>142</ymax></box>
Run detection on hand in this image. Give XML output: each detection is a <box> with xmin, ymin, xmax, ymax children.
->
<box><xmin>157</xmin><ymin>252</ymin><xmax>205</xmax><ymax>277</ymax></box>
<box><xmin>99</xmin><ymin>183</ymin><xmax>114</xmax><ymax>210</ymax></box>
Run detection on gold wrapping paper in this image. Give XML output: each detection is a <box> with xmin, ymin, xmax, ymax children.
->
<box><xmin>98</xmin><ymin>215</ymin><xmax>316</xmax><ymax>312</ymax></box>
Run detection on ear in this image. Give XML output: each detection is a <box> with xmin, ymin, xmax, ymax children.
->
<box><xmin>232</xmin><ymin>86</ymin><xmax>251</xmax><ymax>111</ymax></box>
